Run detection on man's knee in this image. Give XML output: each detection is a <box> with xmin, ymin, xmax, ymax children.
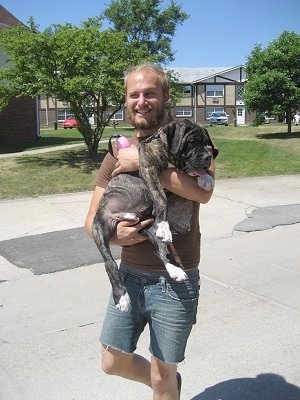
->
<box><xmin>101</xmin><ymin>345</ymin><xmax>119</xmax><ymax>375</ymax></box>
<box><xmin>101</xmin><ymin>345</ymin><xmax>132</xmax><ymax>375</ymax></box>
<box><xmin>101</xmin><ymin>349</ymin><xmax>115</xmax><ymax>375</ymax></box>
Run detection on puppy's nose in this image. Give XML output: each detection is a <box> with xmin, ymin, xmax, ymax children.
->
<box><xmin>203</xmin><ymin>153</ymin><xmax>212</xmax><ymax>165</ymax></box>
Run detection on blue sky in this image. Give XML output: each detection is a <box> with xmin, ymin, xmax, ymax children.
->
<box><xmin>1</xmin><ymin>0</ymin><xmax>299</xmax><ymax>68</ymax></box>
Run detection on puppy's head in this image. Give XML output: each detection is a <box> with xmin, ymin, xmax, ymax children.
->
<box><xmin>160</xmin><ymin>119</ymin><xmax>217</xmax><ymax>175</ymax></box>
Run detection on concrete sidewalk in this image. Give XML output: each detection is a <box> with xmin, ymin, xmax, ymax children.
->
<box><xmin>0</xmin><ymin>175</ymin><xmax>300</xmax><ymax>399</ymax></box>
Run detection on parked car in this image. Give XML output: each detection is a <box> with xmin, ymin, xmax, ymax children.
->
<box><xmin>63</xmin><ymin>117</ymin><xmax>78</xmax><ymax>129</ymax></box>
<box><xmin>209</xmin><ymin>111</ymin><xmax>229</xmax><ymax>126</ymax></box>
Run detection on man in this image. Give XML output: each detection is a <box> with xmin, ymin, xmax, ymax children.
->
<box><xmin>85</xmin><ymin>63</ymin><xmax>215</xmax><ymax>399</ymax></box>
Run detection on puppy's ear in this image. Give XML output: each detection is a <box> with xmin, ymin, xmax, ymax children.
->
<box><xmin>159</xmin><ymin>121</ymin><xmax>178</xmax><ymax>153</ymax></box>
<box><xmin>202</xmin><ymin>127</ymin><xmax>219</xmax><ymax>159</ymax></box>
<box><xmin>161</xmin><ymin>119</ymin><xmax>192</xmax><ymax>155</ymax></box>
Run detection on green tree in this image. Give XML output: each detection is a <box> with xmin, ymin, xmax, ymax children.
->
<box><xmin>244</xmin><ymin>31</ymin><xmax>300</xmax><ymax>134</ymax></box>
<box><xmin>0</xmin><ymin>0</ymin><xmax>187</xmax><ymax>157</ymax></box>
<box><xmin>0</xmin><ymin>18</ymin><xmax>149</xmax><ymax>157</ymax></box>
<box><xmin>102</xmin><ymin>0</ymin><xmax>188</xmax><ymax>64</ymax></box>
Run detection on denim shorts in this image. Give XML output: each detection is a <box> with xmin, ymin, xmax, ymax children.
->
<box><xmin>100</xmin><ymin>265</ymin><xmax>200</xmax><ymax>364</ymax></box>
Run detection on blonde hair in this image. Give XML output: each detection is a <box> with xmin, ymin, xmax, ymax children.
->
<box><xmin>124</xmin><ymin>62</ymin><xmax>170</xmax><ymax>93</ymax></box>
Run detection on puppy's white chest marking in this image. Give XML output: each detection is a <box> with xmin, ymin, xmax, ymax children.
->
<box><xmin>156</xmin><ymin>221</ymin><xmax>173</xmax><ymax>242</ymax></box>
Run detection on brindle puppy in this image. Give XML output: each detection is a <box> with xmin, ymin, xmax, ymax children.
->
<box><xmin>92</xmin><ymin>119</ymin><xmax>217</xmax><ymax>311</ymax></box>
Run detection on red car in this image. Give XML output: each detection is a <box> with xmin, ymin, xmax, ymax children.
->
<box><xmin>63</xmin><ymin>117</ymin><xmax>78</xmax><ymax>129</ymax></box>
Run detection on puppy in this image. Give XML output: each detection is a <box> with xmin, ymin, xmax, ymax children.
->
<box><xmin>92</xmin><ymin>119</ymin><xmax>217</xmax><ymax>311</ymax></box>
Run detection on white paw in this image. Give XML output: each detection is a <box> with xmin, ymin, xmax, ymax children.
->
<box><xmin>116</xmin><ymin>293</ymin><xmax>131</xmax><ymax>312</ymax></box>
<box><xmin>156</xmin><ymin>221</ymin><xmax>173</xmax><ymax>242</ymax></box>
<box><xmin>166</xmin><ymin>263</ymin><xmax>187</xmax><ymax>282</ymax></box>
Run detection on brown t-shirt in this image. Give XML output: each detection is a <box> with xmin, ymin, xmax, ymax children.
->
<box><xmin>96</xmin><ymin>145</ymin><xmax>201</xmax><ymax>272</ymax></box>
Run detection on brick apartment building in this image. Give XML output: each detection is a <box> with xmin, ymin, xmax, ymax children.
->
<box><xmin>0</xmin><ymin>5</ymin><xmax>39</xmax><ymax>145</ymax></box>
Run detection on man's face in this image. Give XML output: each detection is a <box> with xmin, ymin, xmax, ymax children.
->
<box><xmin>126</xmin><ymin>71</ymin><xmax>169</xmax><ymax>131</ymax></box>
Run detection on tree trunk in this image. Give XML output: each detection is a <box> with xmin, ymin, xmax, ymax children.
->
<box><xmin>88</xmin><ymin>138</ymin><xmax>99</xmax><ymax>158</ymax></box>
<box><xmin>286</xmin><ymin>111</ymin><xmax>292</xmax><ymax>135</ymax></box>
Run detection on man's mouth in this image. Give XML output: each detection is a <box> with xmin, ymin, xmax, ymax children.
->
<box><xmin>135</xmin><ymin>108</ymin><xmax>152</xmax><ymax>116</ymax></box>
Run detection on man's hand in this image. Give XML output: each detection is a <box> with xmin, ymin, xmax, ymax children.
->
<box><xmin>112</xmin><ymin>145</ymin><xmax>139</xmax><ymax>177</ymax></box>
<box><xmin>110</xmin><ymin>218</ymin><xmax>154</xmax><ymax>246</ymax></box>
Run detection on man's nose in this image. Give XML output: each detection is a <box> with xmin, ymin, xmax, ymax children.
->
<box><xmin>137</xmin><ymin>94</ymin><xmax>147</xmax><ymax>105</ymax></box>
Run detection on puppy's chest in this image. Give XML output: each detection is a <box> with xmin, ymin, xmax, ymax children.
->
<box><xmin>167</xmin><ymin>196</ymin><xmax>194</xmax><ymax>234</ymax></box>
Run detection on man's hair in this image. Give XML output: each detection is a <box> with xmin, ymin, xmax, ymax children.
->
<box><xmin>124</xmin><ymin>62</ymin><xmax>170</xmax><ymax>93</ymax></box>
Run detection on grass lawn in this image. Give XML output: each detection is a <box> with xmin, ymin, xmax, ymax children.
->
<box><xmin>0</xmin><ymin>124</ymin><xmax>299</xmax><ymax>199</ymax></box>
<box><xmin>0</xmin><ymin>125</ymin><xmax>135</xmax><ymax>154</ymax></box>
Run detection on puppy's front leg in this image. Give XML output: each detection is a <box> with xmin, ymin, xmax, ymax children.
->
<box><xmin>156</xmin><ymin>221</ymin><xmax>173</xmax><ymax>242</ymax></box>
<box><xmin>139</xmin><ymin>162</ymin><xmax>172</xmax><ymax>242</ymax></box>
<box><xmin>145</xmin><ymin>226</ymin><xmax>187</xmax><ymax>281</ymax></box>
<box><xmin>165</xmin><ymin>263</ymin><xmax>187</xmax><ymax>281</ymax></box>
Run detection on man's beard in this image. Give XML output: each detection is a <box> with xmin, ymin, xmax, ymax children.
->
<box><xmin>128</xmin><ymin>106</ymin><xmax>166</xmax><ymax>130</ymax></box>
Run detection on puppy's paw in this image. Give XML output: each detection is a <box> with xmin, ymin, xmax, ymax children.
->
<box><xmin>197</xmin><ymin>172</ymin><xmax>215</xmax><ymax>191</ymax></box>
<box><xmin>116</xmin><ymin>293</ymin><xmax>131</xmax><ymax>312</ymax></box>
<box><xmin>156</xmin><ymin>221</ymin><xmax>172</xmax><ymax>242</ymax></box>
<box><xmin>166</xmin><ymin>263</ymin><xmax>187</xmax><ymax>281</ymax></box>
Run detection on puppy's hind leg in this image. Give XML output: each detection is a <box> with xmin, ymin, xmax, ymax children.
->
<box><xmin>92</xmin><ymin>218</ymin><xmax>130</xmax><ymax>312</ymax></box>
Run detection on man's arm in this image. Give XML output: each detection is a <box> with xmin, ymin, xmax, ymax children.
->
<box><xmin>114</xmin><ymin>145</ymin><xmax>216</xmax><ymax>204</ymax></box>
<box><xmin>85</xmin><ymin>186</ymin><xmax>105</xmax><ymax>238</ymax></box>
<box><xmin>160</xmin><ymin>167</ymin><xmax>214</xmax><ymax>204</ymax></box>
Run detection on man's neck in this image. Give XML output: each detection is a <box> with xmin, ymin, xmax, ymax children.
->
<box><xmin>136</xmin><ymin>115</ymin><xmax>171</xmax><ymax>138</ymax></box>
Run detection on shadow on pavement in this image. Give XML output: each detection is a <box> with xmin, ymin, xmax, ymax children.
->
<box><xmin>0</xmin><ymin>227</ymin><xmax>121</xmax><ymax>275</ymax></box>
<box><xmin>191</xmin><ymin>373</ymin><xmax>300</xmax><ymax>400</ymax></box>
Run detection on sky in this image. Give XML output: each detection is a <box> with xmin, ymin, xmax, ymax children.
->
<box><xmin>1</xmin><ymin>0</ymin><xmax>299</xmax><ymax>68</ymax></box>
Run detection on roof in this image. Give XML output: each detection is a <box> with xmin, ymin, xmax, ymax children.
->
<box><xmin>0</xmin><ymin>5</ymin><xmax>25</xmax><ymax>28</ymax></box>
<box><xmin>169</xmin><ymin>66</ymin><xmax>245</xmax><ymax>83</ymax></box>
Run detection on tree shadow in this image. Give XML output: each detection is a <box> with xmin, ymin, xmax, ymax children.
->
<box><xmin>191</xmin><ymin>373</ymin><xmax>300</xmax><ymax>400</ymax></box>
<box><xmin>16</xmin><ymin>148</ymin><xmax>107</xmax><ymax>174</ymax></box>
<box><xmin>0</xmin><ymin>136</ymin><xmax>84</xmax><ymax>154</ymax></box>
<box><xmin>256</xmin><ymin>132</ymin><xmax>300</xmax><ymax>139</ymax></box>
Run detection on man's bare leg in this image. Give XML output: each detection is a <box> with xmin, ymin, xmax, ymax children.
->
<box><xmin>101</xmin><ymin>346</ymin><xmax>152</xmax><ymax>387</ymax></box>
<box><xmin>150</xmin><ymin>356</ymin><xmax>179</xmax><ymax>400</ymax></box>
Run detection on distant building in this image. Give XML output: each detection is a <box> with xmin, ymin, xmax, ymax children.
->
<box><xmin>0</xmin><ymin>5</ymin><xmax>39</xmax><ymax>145</ymax></box>
<box><xmin>40</xmin><ymin>66</ymin><xmax>252</xmax><ymax>128</ymax></box>
<box><xmin>169</xmin><ymin>65</ymin><xmax>251</xmax><ymax>125</ymax></box>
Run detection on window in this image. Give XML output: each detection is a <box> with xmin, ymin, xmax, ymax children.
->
<box><xmin>206</xmin><ymin>107</ymin><xmax>224</xmax><ymax>119</ymax></box>
<box><xmin>106</xmin><ymin>108</ymin><xmax>124</xmax><ymax>121</ymax></box>
<box><xmin>206</xmin><ymin>85</ymin><xmax>224</xmax><ymax>97</ymax></box>
<box><xmin>182</xmin><ymin>85</ymin><xmax>192</xmax><ymax>96</ymax></box>
<box><xmin>57</xmin><ymin>109</ymin><xmax>73</xmax><ymax>121</ymax></box>
<box><xmin>236</xmin><ymin>85</ymin><xmax>244</xmax><ymax>102</ymax></box>
<box><xmin>175</xmin><ymin>107</ymin><xmax>192</xmax><ymax>117</ymax></box>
